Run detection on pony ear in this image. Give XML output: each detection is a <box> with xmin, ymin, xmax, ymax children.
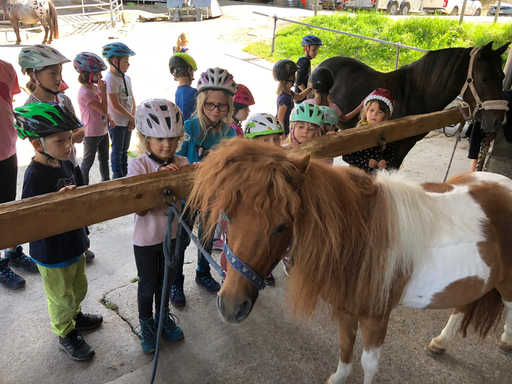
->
<box><xmin>290</xmin><ymin>154</ymin><xmax>310</xmax><ymax>174</ymax></box>
<box><xmin>495</xmin><ymin>42</ymin><xmax>511</xmax><ymax>57</ymax></box>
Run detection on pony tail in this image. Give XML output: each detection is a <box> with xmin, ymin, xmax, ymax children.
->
<box><xmin>459</xmin><ymin>288</ymin><xmax>504</xmax><ymax>338</ymax></box>
<box><xmin>49</xmin><ymin>1</ymin><xmax>59</xmax><ymax>40</ymax></box>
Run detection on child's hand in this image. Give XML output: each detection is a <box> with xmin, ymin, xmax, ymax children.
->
<box><xmin>107</xmin><ymin>114</ymin><xmax>116</xmax><ymax>129</ymax></box>
<box><xmin>127</xmin><ymin>120</ymin><xmax>135</xmax><ymax>131</ymax></box>
<box><xmin>326</xmin><ymin>131</ymin><xmax>336</xmax><ymax>135</ymax></box>
<box><xmin>368</xmin><ymin>159</ymin><xmax>378</xmax><ymax>168</ymax></box>
<box><xmin>378</xmin><ymin>160</ymin><xmax>387</xmax><ymax>169</ymax></box>
<box><xmin>98</xmin><ymin>79</ymin><xmax>107</xmax><ymax>94</ymax></box>
<box><xmin>59</xmin><ymin>185</ymin><xmax>77</xmax><ymax>192</ymax></box>
<box><xmin>192</xmin><ymin>162</ymin><xmax>202</xmax><ymax>168</ymax></box>
<box><xmin>161</xmin><ymin>164</ymin><xmax>181</xmax><ymax>171</ymax></box>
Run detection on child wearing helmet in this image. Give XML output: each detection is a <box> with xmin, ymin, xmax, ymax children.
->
<box><xmin>231</xmin><ymin>84</ymin><xmax>255</xmax><ymax>137</ymax></box>
<box><xmin>170</xmin><ymin>52</ymin><xmax>198</xmax><ymax>121</ymax></box>
<box><xmin>15</xmin><ymin>102</ymin><xmax>103</xmax><ymax>361</ymax></box>
<box><xmin>274</xmin><ymin>59</ymin><xmax>311</xmax><ymax>139</ymax></box>
<box><xmin>173</xmin><ymin>67</ymin><xmax>237</xmax><ymax>305</ymax></box>
<box><xmin>295</xmin><ymin>35</ymin><xmax>323</xmax><ymax>103</ymax></box>
<box><xmin>126</xmin><ymin>99</ymin><xmax>188</xmax><ymax>353</ymax></box>
<box><xmin>342</xmin><ymin>89</ymin><xmax>395</xmax><ymax>173</ymax></box>
<box><xmin>304</xmin><ymin>67</ymin><xmax>364</xmax><ymax>124</ymax></box>
<box><xmin>244</xmin><ymin>113</ymin><xmax>284</xmax><ymax>146</ymax></box>
<box><xmin>74</xmin><ymin>52</ymin><xmax>111</xmax><ymax>185</ymax></box>
<box><xmin>102</xmin><ymin>42</ymin><xmax>137</xmax><ymax>179</ymax></box>
<box><xmin>319</xmin><ymin>106</ymin><xmax>339</xmax><ymax>135</ymax></box>
<box><xmin>283</xmin><ymin>102</ymin><xmax>324</xmax><ymax>149</ymax></box>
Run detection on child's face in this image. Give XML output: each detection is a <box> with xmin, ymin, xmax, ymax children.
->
<box><xmin>91</xmin><ymin>72</ymin><xmax>102</xmax><ymax>83</ymax></box>
<box><xmin>35</xmin><ymin>64</ymin><xmax>63</xmax><ymax>92</ymax></box>
<box><xmin>114</xmin><ymin>56</ymin><xmax>130</xmax><ymax>73</ymax></box>
<box><xmin>283</xmin><ymin>75</ymin><xmax>295</xmax><ymax>92</ymax></box>
<box><xmin>33</xmin><ymin>131</ymin><xmax>73</xmax><ymax>160</ymax></box>
<box><xmin>148</xmin><ymin>137</ymin><xmax>179</xmax><ymax>161</ymax></box>
<box><xmin>367</xmin><ymin>101</ymin><xmax>386</xmax><ymax>124</ymax></box>
<box><xmin>203</xmin><ymin>91</ymin><xmax>229</xmax><ymax>123</ymax></box>
<box><xmin>305</xmin><ymin>45</ymin><xmax>320</xmax><ymax>59</ymax></box>
<box><xmin>234</xmin><ymin>106</ymin><xmax>250</xmax><ymax>122</ymax></box>
<box><xmin>293</xmin><ymin>121</ymin><xmax>318</xmax><ymax>144</ymax></box>
<box><xmin>254</xmin><ymin>133</ymin><xmax>282</xmax><ymax>146</ymax></box>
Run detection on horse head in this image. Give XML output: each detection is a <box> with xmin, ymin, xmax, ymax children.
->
<box><xmin>463</xmin><ymin>41</ymin><xmax>510</xmax><ymax>132</ymax></box>
<box><xmin>188</xmin><ymin>139</ymin><xmax>308</xmax><ymax>323</ymax></box>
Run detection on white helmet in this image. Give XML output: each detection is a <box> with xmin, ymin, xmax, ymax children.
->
<box><xmin>136</xmin><ymin>99</ymin><xmax>184</xmax><ymax>138</ymax></box>
<box><xmin>19</xmin><ymin>45</ymin><xmax>71</xmax><ymax>74</ymax></box>
<box><xmin>197</xmin><ymin>67</ymin><xmax>237</xmax><ymax>95</ymax></box>
<box><xmin>244</xmin><ymin>113</ymin><xmax>285</xmax><ymax>139</ymax></box>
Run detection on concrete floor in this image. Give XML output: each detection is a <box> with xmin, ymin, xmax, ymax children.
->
<box><xmin>1</xmin><ymin>2</ymin><xmax>511</xmax><ymax>383</ymax></box>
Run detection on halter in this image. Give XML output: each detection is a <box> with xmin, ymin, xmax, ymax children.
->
<box><xmin>458</xmin><ymin>46</ymin><xmax>509</xmax><ymax>121</ymax></box>
<box><xmin>223</xmin><ymin>228</ymin><xmax>281</xmax><ymax>291</ymax></box>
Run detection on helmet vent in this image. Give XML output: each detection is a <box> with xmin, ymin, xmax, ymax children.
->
<box><xmin>160</xmin><ymin>105</ymin><xmax>168</xmax><ymax>112</ymax></box>
<box><xmin>40</xmin><ymin>52</ymin><xmax>50</xmax><ymax>59</ymax></box>
<box><xmin>144</xmin><ymin>102</ymin><xmax>152</xmax><ymax>109</ymax></box>
<box><xmin>146</xmin><ymin>118</ymin><xmax>153</xmax><ymax>129</ymax></box>
<box><xmin>165</xmin><ymin>117</ymin><xmax>172</xmax><ymax>129</ymax></box>
<box><xmin>175</xmin><ymin>111</ymin><xmax>181</xmax><ymax>123</ymax></box>
<box><xmin>265</xmin><ymin>117</ymin><xmax>273</xmax><ymax>124</ymax></box>
<box><xmin>149</xmin><ymin>113</ymin><xmax>160</xmax><ymax>125</ymax></box>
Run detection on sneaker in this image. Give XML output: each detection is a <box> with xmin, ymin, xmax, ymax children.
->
<box><xmin>74</xmin><ymin>312</ymin><xmax>103</xmax><ymax>331</ymax></box>
<box><xmin>135</xmin><ymin>318</ymin><xmax>157</xmax><ymax>354</ymax></box>
<box><xmin>58</xmin><ymin>329</ymin><xmax>95</xmax><ymax>361</ymax></box>
<box><xmin>282</xmin><ymin>257</ymin><xmax>292</xmax><ymax>277</ymax></box>
<box><xmin>171</xmin><ymin>276</ymin><xmax>186</xmax><ymax>307</ymax></box>
<box><xmin>195</xmin><ymin>270</ymin><xmax>221</xmax><ymax>294</ymax></box>
<box><xmin>264</xmin><ymin>273</ymin><xmax>275</xmax><ymax>285</ymax></box>
<box><xmin>84</xmin><ymin>250</ymin><xmax>95</xmax><ymax>263</ymax></box>
<box><xmin>155</xmin><ymin>308</ymin><xmax>184</xmax><ymax>342</ymax></box>
<box><xmin>212</xmin><ymin>238</ymin><xmax>224</xmax><ymax>250</ymax></box>
<box><xmin>0</xmin><ymin>259</ymin><xmax>26</xmax><ymax>289</ymax></box>
<box><xmin>4</xmin><ymin>246</ymin><xmax>38</xmax><ymax>273</ymax></box>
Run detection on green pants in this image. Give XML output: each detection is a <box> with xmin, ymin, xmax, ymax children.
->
<box><xmin>37</xmin><ymin>254</ymin><xmax>88</xmax><ymax>338</ymax></box>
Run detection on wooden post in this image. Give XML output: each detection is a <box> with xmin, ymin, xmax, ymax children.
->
<box><xmin>0</xmin><ymin>107</ymin><xmax>468</xmax><ymax>249</ymax></box>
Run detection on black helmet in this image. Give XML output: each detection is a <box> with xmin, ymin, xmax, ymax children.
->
<box><xmin>301</xmin><ymin>35</ymin><xmax>323</xmax><ymax>47</ymax></box>
<box><xmin>169</xmin><ymin>53</ymin><xmax>197</xmax><ymax>74</ymax></box>
<box><xmin>311</xmin><ymin>67</ymin><xmax>334</xmax><ymax>94</ymax></box>
<box><xmin>15</xmin><ymin>102</ymin><xmax>83</xmax><ymax>140</ymax></box>
<box><xmin>273</xmin><ymin>59</ymin><xmax>298</xmax><ymax>82</ymax></box>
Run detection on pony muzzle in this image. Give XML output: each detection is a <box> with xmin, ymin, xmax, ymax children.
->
<box><xmin>217</xmin><ymin>288</ymin><xmax>258</xmax><ymax>324</ymax></box>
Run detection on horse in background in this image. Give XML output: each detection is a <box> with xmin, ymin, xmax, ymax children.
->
<box><xmin>0</xmin><ymin>0</ymin><xmax>59</xmax><ymax>45</ymax></box>
<box><xmin>319</xmin><ymin>42</ymin><xmax>510</xmax><ymax>168</ymax></box>
<box><xmin>189</xmin><ymin>139</ymin><xmax>512</xmax><ymax>384</ymax></box>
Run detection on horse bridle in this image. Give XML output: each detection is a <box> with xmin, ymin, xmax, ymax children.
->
<box><xmin>223</xmin><ymin>229</ymin><xmax>282</xmax><ymax>291</ymax></box>
<box><xmin>458</xmin><ymin>46</ymin><xmax>509</xmax><ymax>121</ymax></box>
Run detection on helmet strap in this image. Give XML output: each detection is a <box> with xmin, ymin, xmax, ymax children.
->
<box><xmin>37</xmin><ymin>83</ymin><xmax>61</xmax><ymax>97</ymax></box>
<box><xmin>113</xmin><ymin>62</ymin><xmax>130</xmax><ymax>97</ymax></box>
<box><xmin>37</xmin><ymin>139</ymin><xmax>61</xmax><ymax>168</ymax></box>
<box><xmin>305</xmin><ymin>46</ymin><xmax>312</xmax><ymax>60</ymax></box>
<box><xmin>147</xmin><ymin>151</ymin><xmax>174</xmax><ymax>167</ymax></box>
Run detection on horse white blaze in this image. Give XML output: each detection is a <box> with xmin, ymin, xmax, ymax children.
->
<box><xmin>430</xmin><ymin>312</ymin><xmax>464</xmax><ymax>349</ymax></box>
<box><xmin>501</xmin><ymin>300</ymin><xmax>512</xmax><ymax>345</ymax></box>
<box><xmin>328</xmin><ymin>358</ymin><xmax>352</xmax><ymax>384</ymax></box>
<box><xmin>360</xmin><ymin>346</ymin><xmax>382</xmax><ymax>384</ymax></box>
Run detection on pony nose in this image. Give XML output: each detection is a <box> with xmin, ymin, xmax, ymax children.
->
<box><xmin>236</xmin><ymin>299</ymin><xmax>252</xmax><ymax>322</ymax></box>
<box><xmin>492</xmin><ymin>116</ymin><xmax>504</xmax><ymax>131</ymax></box>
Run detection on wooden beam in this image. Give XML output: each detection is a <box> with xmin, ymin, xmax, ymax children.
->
<box><xmin>0</xmin><ymin>107</ymin><xmax>468</xmax><ymax>249</ymax></box>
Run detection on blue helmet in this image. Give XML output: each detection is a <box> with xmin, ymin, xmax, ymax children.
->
<box><xmin>101</xmin><ymin>42</ymin><xmax>136</xmax><ymax>59</ymax></box>
<box><xmin>301</xmin><ymin>35</ymin><xmax>323</xmax><ymax>47</ymax></box>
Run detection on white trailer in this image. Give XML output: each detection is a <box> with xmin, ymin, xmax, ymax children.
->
<box><xmin>340</xmin><ymin>0</ymin><xmax>446</xmax><ymax>14</ymax></box>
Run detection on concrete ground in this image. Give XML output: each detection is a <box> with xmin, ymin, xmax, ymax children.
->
<box><xmin>1</xmin><ymin>2</ymin><xmax>511</xmax><ymax>383</ymax></box>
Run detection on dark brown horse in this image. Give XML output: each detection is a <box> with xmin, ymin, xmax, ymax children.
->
<box><xmin>0</xmin><ymin>0</ymin><xmax>59</xmax><ymax>45</ymax></box>
<box><xmin>320</xmin><ymin>42</ymin><xmax>510</xmax><ymax>168</ymax></box>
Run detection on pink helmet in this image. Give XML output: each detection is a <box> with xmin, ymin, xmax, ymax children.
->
<box><xmin>233</xmin><ymin>84</ymin><xmax>255</xmax><ymax>107</ymax></box>
<box><xmin>136</xmin><ymin>99</ymin><xmax>184</xmax><ymax>138</ymax></box>
<box><xmin>197</xmin><ymin>67</ymin><xmax>237</xmax><ymax>95</ymax></box>
<box><xmin>364</xmin><ymin>88</ymin><xmax>395</xmax><ymax>116</ymax></box>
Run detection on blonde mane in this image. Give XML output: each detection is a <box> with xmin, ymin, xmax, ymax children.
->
<box><xmin>188</xmin><ymin>140</ymin><xmax>443</xmax><ymax>317</ymax></box>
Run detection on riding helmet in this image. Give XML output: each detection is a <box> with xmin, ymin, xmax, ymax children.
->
<box><xmin>169</xmin><ymin>53</ymin><xmax>197</xmax><ymax>74</ymax></box>
<box><xmin>136</xmin><ymin>99</ymin><xmax>184</xmax><ymax>138</ymax></box>
<box><xmin>244</xmin><ymin>113</ymin><xmax>284</xmax><ymax>139</ymax></box>
<box><xmin>18</xmin><ymin>45</ymin><xmax>70</xmax><ymax>74</ymax></box>
<box><xmin>101</xmin><ymin>42</ymin><xmax>136</xmax><ymax>59</ymax></box>
<box><xmin>301</xmin><ymin>35</ymin><xmax>323</xmax><ymax>47</ymax></box>
<box><xmin>311</xmin><ymin>67</ymin><xmax>334</xmax><ymax>94</ymax></box>
<box><xmin>197</xmin><ymin>67</ymin><xmax>237</xmax><ymax>95</ymax></box>
<box><xmin>273</xmin><ymin>59</ymin><xmax>298</xmax><ymax>82</ymax></box>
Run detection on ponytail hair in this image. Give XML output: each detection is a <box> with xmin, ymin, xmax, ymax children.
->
<box><xmin>174</xmin><ymin>32</ymin><xmax>190</xmax><ymax>54</ymax></box>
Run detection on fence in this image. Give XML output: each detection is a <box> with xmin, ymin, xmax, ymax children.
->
<box><xmin>254</xmin><ymin>12</ymin><xmax>428</xmax><ymax>70</ymax></box>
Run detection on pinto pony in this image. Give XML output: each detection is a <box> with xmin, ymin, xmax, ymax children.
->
<box><xmin>188</xmin><ymin>139</ymin><xmax>512</xmax><ymax>384</ymax></box>
<box><xmin>0</xmin><ymin>0</ymin><xmax>59</xmax><ymax>45</ymax></box>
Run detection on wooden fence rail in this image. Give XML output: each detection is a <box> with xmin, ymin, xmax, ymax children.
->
<box><xmin>0</xmin><ymin>107</ymin><xmax>467</xmax><ymax>249</ymax></box>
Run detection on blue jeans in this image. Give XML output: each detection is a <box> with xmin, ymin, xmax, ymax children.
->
<box><xmin>108</xmin><ymin>125</ymin><xmax>131</xmax><ymax>177</ymax></box>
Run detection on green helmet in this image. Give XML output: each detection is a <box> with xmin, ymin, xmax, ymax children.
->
<box><xmin>169</xmin><ymin>53</ymin><xmax>197</xmax><ymax>74</ymax></box>
<box><xmin>15</xmin><ymin>102</ymin><xmax>83</xmax><ymax>140</ymax></box>
<box><xmin>244</xmin><ymin>113</ymin><xmax>284</xmax><ymax>139</ymax></box>
<box><xmin>319</xmin><ymin>106</ymin><xmax>339</xmax><ymax>125</ymax></box>
<box><xmin>290</xmin><ymin>102</ymin><xmax>324</xmax><ymax>126</ymax></box>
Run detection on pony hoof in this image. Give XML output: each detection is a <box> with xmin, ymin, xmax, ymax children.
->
<box><xmin>498</xmin><ymin>340</ymin><xmax>512</xmax><ymax>355</ymax></box>
<box><xmin>426</xmin><ymin>341</ymin><xmax>446</xmax><ymax>357</ymax></box>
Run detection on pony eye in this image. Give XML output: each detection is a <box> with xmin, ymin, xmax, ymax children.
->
<box><xmin>273</xmin><ymin>224</ymin><xmax>288</xmax><ymax>235</ymax></box>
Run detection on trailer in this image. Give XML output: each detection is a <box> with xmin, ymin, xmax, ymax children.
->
<box><xmin>340</xmin><ymin>0</ymin><xmax>445</xmax><ymax>14</ymax></box>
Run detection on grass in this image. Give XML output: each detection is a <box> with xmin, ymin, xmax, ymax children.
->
<box><xmin>131</xmin><ymin>277</ymin><xmax>139</xmax><ymax>283</ymax></box>
<box><xmin>244</xmin><ymin>12</ymin><xmax>512</xmax><ymax>72</ymax></box>
<box><xmin>101</xmin><ymin>299</ymin><xmax>118</xmax><ymax>311</ymax></box>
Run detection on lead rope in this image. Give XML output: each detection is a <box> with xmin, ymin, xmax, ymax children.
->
<box><xmin>443</xmin><ymin>106</ymin><xmax>470</xmax><ymax>183</ymax></box>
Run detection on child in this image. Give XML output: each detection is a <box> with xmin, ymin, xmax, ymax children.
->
<box><xmin>342</xmin><ymin>88</ymin><xmax>395</xmax><ymax>174</ymax></box>
<box><xmin>231</xmin><ymin>84</ymin><xmax>255</xmax><ymax>137</ymax></box>
<box><xmin>15</xmin><ymin>102</ymin><xmax>103</xmax><ymax>361</ymax></box>
<box><xmin>304</xmin><ymin>67</ymin><xmax>364</xmax><ymax>123</ymax></box>
<box><xmin>127</xmin><ymin>99</ymin><xmax>187</xmax><ymax>353</ymax></box>
<box><xmin>295</xmin><ymin>35</ymin><xmax>323</xmax><ymax>103</ymax></box>
<box><xmin>74</xmin><ymin>52</ymin><xmax>111</xmax><ymax>185</ymax></box>
<box><xmin>274</xmin><ymin>59</ymin><xmax>311</xmax><ymax>139</ymax></box>
<box><xmin>172</xmin><ymin>67</ymin><xmax>237</xmax><ymax>307</ymax></box>
<box><xmin>102</xmin><ymin>42</ymin><xmax>136</xmax><ymax>179</ymax></box>
<box><xmin>173</xmin><ymin>32</ymin><xmax>190</xmax><ymax>54</ymax></box>
<box><xmin>319</xmin><ymin>106</ymin><xmax>339</xmax><ymax>135</ymax></box>
<box><xmin>0</xmin><ymin>58</ymin><xmax>36</xmax><ymax>289</ymax></box>
<box><xmin>170</xmin><ymin>52</ymin><xmax>198</xmax><ymax>122</ymax></box>
<box><xmin>283</xmin><ymin>102</ymin><xmax>325</xmax><ymax>148</ymax></box>
<box><xmin>244</xmin><ymin>113</ymin><xmax>284</xmax><ymax>146</ymax></box>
